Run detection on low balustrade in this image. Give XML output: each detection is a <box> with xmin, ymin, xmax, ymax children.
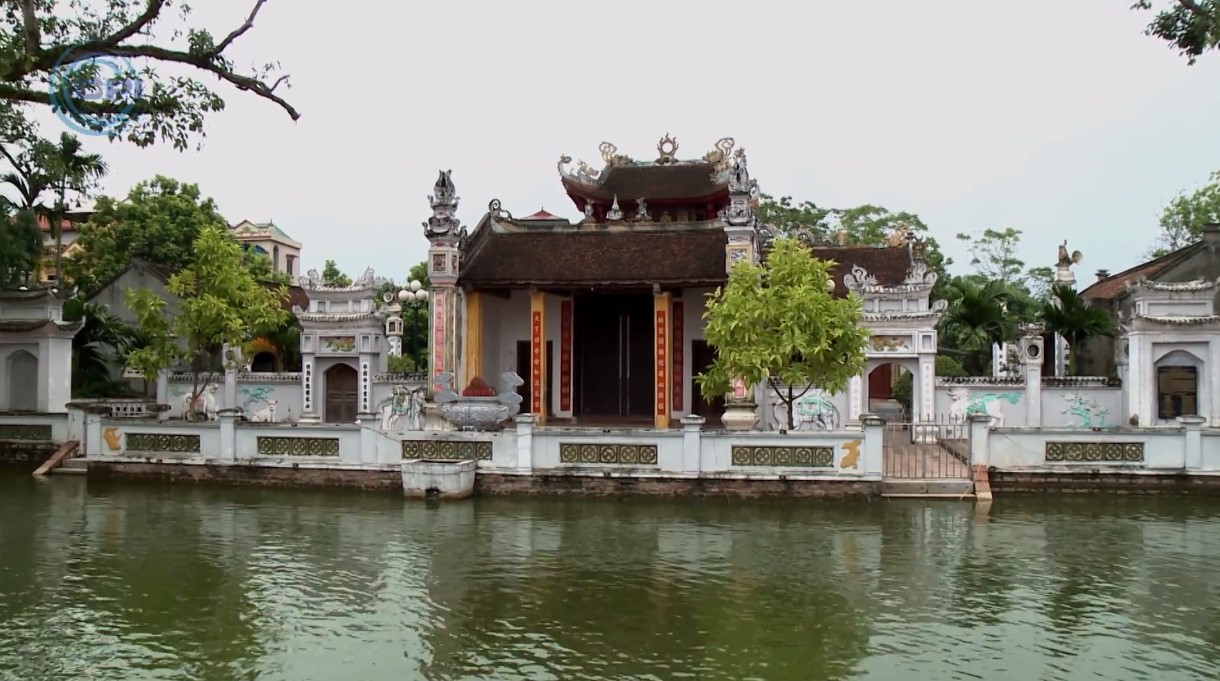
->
<box><xmin>1041</xmin><ymin>376</ymin><xmax>1121</xmax><ymax>388</ymax></box>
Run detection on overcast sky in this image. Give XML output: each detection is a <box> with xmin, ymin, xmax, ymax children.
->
<box><xmin>42</xmin><ymin>0</ymin><xmax>1220</xmax><ymax>284</ymax></box>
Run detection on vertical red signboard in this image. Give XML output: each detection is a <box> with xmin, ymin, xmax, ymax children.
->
<box><xmin>530</xmin><ymin>310</ymin><xmax>543</xmax><ymax>416</ymax></box>
<box><xmin>560</xmin><ymin>300</ymin><xmax>572</xmax><ymax>412</ymax></box>
<box><xmin>432</xmin><ymin>290</ymin><xmax>446</xmax><ymax>392</ymax></box>
<box><xmin>655</xmin><ymin>308</ymin><xmax>668</xmax><ymax>417</ymax></box>
<box><xmin>672</xmin><ymin>301</ymin><xmax>684</xmax><ymax>412</ymax></box>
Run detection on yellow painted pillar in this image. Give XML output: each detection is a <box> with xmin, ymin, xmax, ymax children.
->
<box><xmin>529</xmin><ymin>290</ymin><xmax>547</xmax><ymax>425</ymax></box>
<box><xmin>654</xmin><ymin>291</ymin><xmax>673</xmax><ymax>429</ymax></box>
<box><xmin>463</xmin><ymin>291</ymin><xmax>483</xmax><ymax>385</ymax></box>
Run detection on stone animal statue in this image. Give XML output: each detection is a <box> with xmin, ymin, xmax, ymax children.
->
<box><xmin>947</xmin><ymin>388</ymin><xmax>1019</xmax><ymax>427</ymax></box>
<box><xmin>182</xmin><ymin>384</ymin><xmax>219</xmax><ymax>421</ymax></box>
<box><xmin>250</xmin><ymin>399</ymin><xmax>278</xmax><ymax>423</ymax></box>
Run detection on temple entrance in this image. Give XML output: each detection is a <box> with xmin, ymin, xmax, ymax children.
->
<box><xmin>324</xmin><ymin>363</ymin><xmax>358</xmax><ymax>423</ymax></box>
<box><xmin>574</xmin><ymin>293</ymin><xmax>652</xmax><ymax>418</ymax></box>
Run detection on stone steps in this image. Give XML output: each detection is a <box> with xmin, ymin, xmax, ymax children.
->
<box><xmin>881</xmin><ymin>479</ymin><xmax>974</xmax><ymax>498</ymax></box>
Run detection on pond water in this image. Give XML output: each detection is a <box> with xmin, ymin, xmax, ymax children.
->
<box><xmin>2</xmin><ymin>471</ymin><xmax>1219</xmax><ymax>680</ymax></box>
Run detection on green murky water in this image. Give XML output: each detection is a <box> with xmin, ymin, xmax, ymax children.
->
<box><xmin>2</xmin><ymin>471</ymin><xmax>1219</xmax><ymax>680</ymax></box>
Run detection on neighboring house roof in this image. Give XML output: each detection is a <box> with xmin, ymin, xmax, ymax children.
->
<box><xmin>230</xmin><ymin>219</ymin><xmax>303</xmax><ymax>249</ymax></box>
<box><xmin>1080</xmin><ymin>242</ymin><xmax>1206</xmax><ymax>301</ymax></box>
<box><xmin>84</xmin><ymin>259</ymin><xmax>310</xmax><ymax>312</ymax></box>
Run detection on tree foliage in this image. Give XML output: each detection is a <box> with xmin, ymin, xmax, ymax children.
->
<box><xmin>62</xmin><ymin>297</ymin><xmax>138</xmax><ymax>396</ymax></box>
<box><xmin>0</xmin><ymin>202</ymin><xmax>40</xmax><ymax>285</ymax></box>
<box><xmin>1039</xmin><ymin>284</ymin><xmax>1115</xmax><ymax>375</ymax></box>
<box><xmin>321</xmin><ymin>259</ymin><xmax>351</xmax><ymax>287</ymax></box>
<box><xmin>125</xmin><ymin>225</ymin><xmax>288</xmax><ymax>405</ymax></box>
<box><xmin>1149</xmin><ymin>169</ymin><xmax>1220</xmax><ymax>257</ymax></box>
<box><xmin>66</xmin><ymin>175</ymin><xmax>224</xmax><ymax>291</ymax></box>
<box><xmin>938</xmin><ymin>278</ymin><xmax>1015</xmax><ymax>375</ymax></box>
<box><xmin>755</xmin><ymin>194</ymin><xmax>951</xmax><ymax>297</ymax></box>
<box><xmin>697</xmin><ymin>238</ymin><xmax>869</xmax><ymax>430</ymax></box>
<box><xmin>1133</xmin><ymin>0</ymin><xmax>1220</xmax><ymax>64</ymax></box>
<box><xmin>0</xmin><ymin>0</ymin><xmax>299</xmax><ymax>150</ymax></box>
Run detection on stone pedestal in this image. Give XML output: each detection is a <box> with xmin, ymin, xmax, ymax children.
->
<box><xmin>681</xmin><ymin>414</ymin><xmax>704</xmax><ymax>473</ymax></box>
<box><xmin>514</xmin><ymin>414</ymin><xmax>535</xmax><ymax>470</ymax></box>
<box><xmin>217</xmin><ymin>409</ymin><xmax>240</xmax><ymax>461</ymax></box>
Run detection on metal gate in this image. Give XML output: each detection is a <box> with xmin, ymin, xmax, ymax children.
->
<box><xmin>882</xmin><ymin>419</ymin><xmax>971</xmax><ymax>479</ymax></box>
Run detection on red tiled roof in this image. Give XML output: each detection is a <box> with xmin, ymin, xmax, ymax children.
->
<box><xmin>1080</xmin><ymin>243</ymin><xmax>1203</xmax><ymax>301</ymax></box>
<box><xmin>521</xmin><ymin>208</ymin><xmax>563</xmax><ymax>221</ymax></box>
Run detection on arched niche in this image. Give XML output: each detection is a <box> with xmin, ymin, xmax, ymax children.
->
<box><xmin>6</xmin><ymin>350</ymin><xmax>38</xmax><ymax>411</ymax></box>
<box><xmin>1153</xmin><ymin>348</ymin><xmax>1205</xmax><ymax>421</ymax></box>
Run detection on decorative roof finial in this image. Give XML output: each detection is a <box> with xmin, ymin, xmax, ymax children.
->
<box><xmin>423</xmin><ymin>170</ymin><xmax>461</xmax><ymax>239</ymax></box>
<box><xmin>607</xmin><ymin>195</ymin><xmax>623</xmax><ymax>221</ymax></box>
<box><xmin>636</xmin><ymin>198</ymin><xmax>649</xmax><ymax>221</ymax></box>
<box><xmin>656</xmin><ymin>133</ymin><xmax>679</xmax><ymax>165</ymax></box>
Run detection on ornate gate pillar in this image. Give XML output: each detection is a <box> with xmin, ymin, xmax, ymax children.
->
<box><xmin>423</xmin><ymin>170</ymin><xmax>461</xmax><ymax>395</ymax></box>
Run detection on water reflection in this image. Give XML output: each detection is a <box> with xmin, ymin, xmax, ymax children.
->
<box><xmin>3</xmin><ymin>472</ymin><xmax>1220</xmax><ymax>680</ymax></box>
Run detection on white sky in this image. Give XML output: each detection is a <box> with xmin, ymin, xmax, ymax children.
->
<box><xmin>44</xmin><ymin>0</ymin><xmax>1220</xmax><ymax>283</ymax></box>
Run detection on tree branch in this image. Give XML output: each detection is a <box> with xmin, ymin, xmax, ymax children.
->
<box><xmin>211</xmin><ymin>0</ymin><xmax>267</xmax><ymax>57</ymax></box>
<box><xmin>107</xmin><ymin>44</ymin><xmax>299</xmax><ymax>120</ymax></box>
<box><xmin>105</xmin><ymin>0</ymin><xmax>168</xmax><ymax>46</ymax></box>
<box><xmin>0</xmin><ymin>82</ymin><xmax>182</xmax><ymax>117</ymax></box>
<box><xmin>18</xmin><ymin>0</ymin><xmax>40</xmax><ymax>56</ymax></box>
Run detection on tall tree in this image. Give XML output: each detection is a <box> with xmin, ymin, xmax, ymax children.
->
<box><xmin>0</xmin><ymin>202</ymin><xmax>41</xmax><ymax>285</ymax></box>
<box><xmin>938</xmin><ymin>278</ymin><xmax>1015</xmax><ymax>375</ymax></box>
<box><xmin>66</xmin><ymin>176</ymin><xmax>224</xmax><ymax>292</ymax></box>
<box><xmin>42</xmin><ymin>132</ymin><xmax>108</xmax><ymax>282</ymax></box>
<box><xmin>1133</xmin><ymin>1</ymin><xmax>1220</xmax><ymax>64</ymax></box>
<box><xmin>1149</xmin><ymin>169</ymin><xmax>1220</xmax><ymax>257</ymax></box>
<box><xmin>1039</xmin><ymin>284</ymin><xmax>1115</xmax><ymax>376</ymax></box>
<box><xmin>755</xmin><ymin>194</ymin><xmax>952</xmax><ymax>297</ymax></box>
<box><xmin>62</xmin><ymin>297</ymin><xmax>138</xmax><ymax>396</ymax></box>
<box><xmin>0</xmin><ymin>0</ymin><xmax>299</xmax><ymax>150</ymax></box>
<box><xmin>697</xmin><ymin>238</ymin><xmax>869</xmax><ymax>430</ymax></box>
<box><xmin>125</xmin><ymin>225</ymin><xmax>288</xmax><ymax>411</ymax></box>
<box><xmin>321</xmin><ymin>259</ymin><xmax>352</xmax><ymax>287</ymax></box>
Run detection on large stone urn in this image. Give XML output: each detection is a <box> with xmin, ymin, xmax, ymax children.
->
<box><xmin>721</xmin><ymin>400</ymin><xmax>758</xmax><ymax>431</ymax></box>
<box><xmin>435</xmin><ymin>372</ymin><xmax>524</xmax><ymax>431</ymax></box>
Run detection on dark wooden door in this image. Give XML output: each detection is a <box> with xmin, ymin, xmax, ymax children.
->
<box><xmin>515</xmin><ymin>340</ymin><xmax>553</xmax><ymax>417</ymax></box>
<box><xmin>576</xmin><ymin>294</ymin><xmax>653</xmax><ymax>417</ymax></box>
<box><xmin>690</xmin><ymin>340</ymin><xmax>724</xmax><ymax>422</ymax></box>
<box><xmin>868</xmin><ymin>364</ymin><xmax>893</xmax><ymax>400</ymax></box>
<box><xmin>324</xmin><ymin>363</ymin><xmax>358</xmax><ymax>423</ymax></box>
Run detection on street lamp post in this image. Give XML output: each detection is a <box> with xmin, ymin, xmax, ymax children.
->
<box><xmin>398</xmin><ymin>280</ymin><xmax>429</xmax><ymax>372</ymax></box>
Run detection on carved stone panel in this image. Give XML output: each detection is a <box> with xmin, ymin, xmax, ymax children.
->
<box><xmin>256</xmin><ymin>437</ymin><xmax>341</xmax><ymax>457</ymax></box>
<box><xmin>558</xmin><ymin>442</ymin><xmax>659</xmax><ymax>465</ymax></box>
<box><xmin>1044</xmin><ymin>441</ymin><xmax>1144</xmax><ymax>463</ymax></box>
<box><xmin>126</xmin><ymin>433</ymin><xmax>201</xmax><ymax>453</ymax></box>
<box><xmin>0</xmin><ymin>424</ymin><xmax>53</xmax><ymax>440</ymax></box>
<box><xmin>731</xmin><ymin>445</ymin><xmax>833</xmax><ymax>467</ymax></box>
<box><xmin>402</xmin><ymin>440</ymin><xmax>491</xmax><ymax>461</ymax></box>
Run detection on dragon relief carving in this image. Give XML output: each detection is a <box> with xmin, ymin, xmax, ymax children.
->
<box><xmin>599</xmin><ymin>142</ymin><xmax>633</xmax><ymax>167</ymax></box>
<box><xmin>884</xmin><ymin>222</ymin><xmax>912</xmax><ymax>247</ymax></box>
<box><xmin>703</xmin><ymin>137</ymin><xmax>736</xmax><ymax>169</ymax></box>
<box><xmin>842</xmin><ymin>264</ymin><xmax>878</xmax><ymax>292</ymax></box>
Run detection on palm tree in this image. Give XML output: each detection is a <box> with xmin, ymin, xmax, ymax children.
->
<box><xmin>44</xmin><ymin>133</ymin><xmax>107</xmax><ymax>285</ymax></box>
<box><xmin>62</xmin><ymin>298</ymin><xmax>138</xmax><ymax>396</ymax></box>
<box><xmin>1040</xmin><ymin>284</ymin><xmax>1115</xmax><ymax>375</ymax></box>
<box><xmin>938</xmin><ymin>277</ymin><xmax>1015</xmax><ymax>375</ymax></box>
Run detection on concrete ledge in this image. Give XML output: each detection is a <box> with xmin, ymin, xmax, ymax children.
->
<box><xmin>990</xmin><ymin>469</ymin><xmax>1220</xmax><ymax>494</ymax></box>
<box><xmin>88</xmin><ymin>460</ymin><xmax>401</xmax><ymax>491</ymax></box>
<box><xmin>476</xmin><ymin>473</ymin><xmax>883</xmax><ymax>498</ymax></box>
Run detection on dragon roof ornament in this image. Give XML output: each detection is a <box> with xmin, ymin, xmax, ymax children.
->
<box><xmin>559</xmin><ymin>136</ymin><xmax>740</xmax><ymax>184</ymax></box>
<box><xmin>297</xmin><ymin>266</ymin><xmax>386</xmax><ymax>292</ymax></box>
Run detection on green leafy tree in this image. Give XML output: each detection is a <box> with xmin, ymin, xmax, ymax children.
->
<box><xmin>66</xmin><ymin>176</ymin><xmax>224</xmax><ymax>292</ymax></box>
<box><xmin>755</xmin><ymin>194</ymin><xmax>951</xmax><ymax>298</ymax></box>
<box><xmin>126</xmin><ymin>225</ymin><xmax>288</xmax><ymax>410</ymax></box>
<box><xmin>697</xmin><ymin>238</ymin><xmax>869</xmax><ymax>430</ymax></box>
<box><xmin>0</xmin><ymin>202</ymin><xmax>41</xmax><ymax>285</ymax></box>
<box><xmin>0</xmin><ymin>0</ymin><xmax>299</xmax><ymax>150</ymax></box>
<box><xmin>1039</xmin><ymin>284</ymin><xmax>1115</xmax><ymax>375</ymax></box>
<box><xmin>1133</xmin><ymin>1</ymin><xmax>1220</xmax><ymax>64</ymax></box>
<box><xmin>1149</xmin><ymin>169</ymin><xmax>1220</xmax><ymax>257</ymax></box>
<box><xmin>939</xmin><ymin>277</ymin><xmax>1015</xmax><ymax>375</ymax></box>
<box><xmin>321</xmin><ymin>259</ymin><xmax>352</xmax><ymax>287</ymax></box>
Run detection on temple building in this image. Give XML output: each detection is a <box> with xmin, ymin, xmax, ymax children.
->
<box><xmin>424</xmin><ymin>136</ymin><xmax>944</xmax><ymax>428</ymax></box>
<box><xmin>230</xmin><ymin>220</ymin><xmax>303</xmax><ymax>277</ymax></box>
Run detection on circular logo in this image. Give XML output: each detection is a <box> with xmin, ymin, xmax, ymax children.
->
<box><xmin>47</xmin><ymin>49</ymin><xmax>142</xmax><ymax>136</ymax></box>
